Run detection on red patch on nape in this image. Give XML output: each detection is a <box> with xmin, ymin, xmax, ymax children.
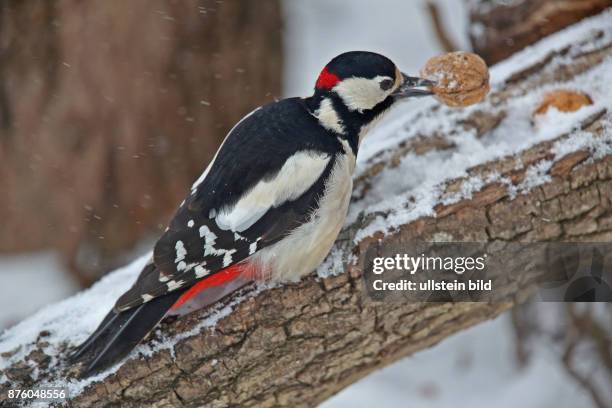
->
<box><xmin>315</xmin><ymin>66</ymin><xmax>340</xmax><ymax>90</ymax></box>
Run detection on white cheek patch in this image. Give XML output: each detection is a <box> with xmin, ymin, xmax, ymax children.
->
<box><xmin>314</xmin><ymin>98</ymin><xmax>345</xmax><ymax>134</ymax></box>
<box><xmin>215</xmin><ymin>151</ymin><xmax>330</xmax><ymax>232</ymax></box>
<box><xmin>333</xmin><ymin>75</ymin><xmax>392</xmax><ymax>112</ymax></box>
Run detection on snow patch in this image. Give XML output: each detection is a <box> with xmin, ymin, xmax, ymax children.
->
<box><xmin>0</xmin><ymin>253</ymin><xmax>270</xmax><ymax>399</ymax></box>
<box><xmin>349</xmin><ymin>12</ymin><xmax>612</xmax><ymax>244</ymax></box>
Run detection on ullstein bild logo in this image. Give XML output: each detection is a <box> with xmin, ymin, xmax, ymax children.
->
<box><xmin>362</xmin><ymin>242</ymin><xmax>612</xmax><ymax>303</ymax></box>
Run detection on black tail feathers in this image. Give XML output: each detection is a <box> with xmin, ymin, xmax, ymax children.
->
<box><xmin>68</xmin><ymin>290</ymin><xmax>183</xmax><ymax>377</ymax></box>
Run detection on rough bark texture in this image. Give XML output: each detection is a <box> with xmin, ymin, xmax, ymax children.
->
<box><xmin>0</xmin><ymin>0</ymin><xmax>283</xmax><ymax>285</ymax></box>
<box><xmin>2</xmin><ymin>13</ymin><xmax>612</xmax><ymax>408</ymax></box>
<box><xmin>467</xmin><ymin>0</ymin><xmax>612</xmax><ymax>64</ymax></box>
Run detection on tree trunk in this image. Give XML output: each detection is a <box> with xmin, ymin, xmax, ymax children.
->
<box><xmin>467</xmin><ymin>0</ymin><xmax>612</xmax><ymax>64</ymax></box>
<box><xmin>2</xmin><ymin>12</ymin><xmax>612</xmax><ymax>408</ymax></box>
<box><xmin>0</xmin><ymin>0</ymin><xmax>283</xmax><ymax>285</ymax></box>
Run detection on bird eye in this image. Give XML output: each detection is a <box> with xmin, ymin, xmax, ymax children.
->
<box><xmin>379</xmin><ymin>78</ymin><xmax>394</xmax><ymax>91</ymax></box>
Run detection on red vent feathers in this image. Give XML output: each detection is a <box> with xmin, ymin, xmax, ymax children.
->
<box><xmin>316</xmin><ymin>66</ymin><xmax>340</xmax><ymax>90</ymax></box>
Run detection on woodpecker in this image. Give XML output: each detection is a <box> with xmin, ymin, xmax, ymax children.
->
<box><xmin>69</xmin><ymin>51</ymin><xmax>434</xmax><ymax>376</ymax></box>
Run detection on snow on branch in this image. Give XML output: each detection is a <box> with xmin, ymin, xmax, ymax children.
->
<box><xmin>2</xmin><ymin>10</ymin><xmax>612</xmax><ymax>407</ymax></box>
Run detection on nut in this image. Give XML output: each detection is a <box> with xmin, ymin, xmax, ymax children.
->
<box><xmin>534</xmin><ymin>90</ymin><xmax>593</xmax><ymax>116</ymax></box>
<box><xmin>420</xmin><ymin>51</ymin><xmax>490</xmax><ymax>107</ymax></box>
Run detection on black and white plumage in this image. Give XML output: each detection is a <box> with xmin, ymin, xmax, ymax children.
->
<box><xmin>69</xmin><ymin>51</ymin><xmax>434</xmax><ymax>376</ymax></box>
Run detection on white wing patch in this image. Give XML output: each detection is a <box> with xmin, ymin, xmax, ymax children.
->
<box><xmin>199</xmin><ymin>225</ymin><xmax>218</xmax><ymax>255</ymax></box>
<box><xmin>167</xmin><ymin>279</ymin><xmax>185</xmax><ymax>291</ymax></box>
<box><xmin>194</xmin><ymin>265</ymin><xmax>209</xmax><ymax>278</ymax></box>
<box><xmin>175</xmin><ymin>241</ymin><xmax>187</xmax><ymax>263</ymax></box>
<box><xmin>199</xmin><ymin>224</ymin><xmax>237</xmax><ymax>265</ymax></box>
<box><xmin>215</xmin><ymin>151</ymin><xmax>330</xmax><ymax>232</ymax></box>
<box><xmin>252</xmin><ymin>149</ymin><xmax>354</xmax><ymax>282</ymax></box>
<box><xmin>222</xmin><ymin>249</ymin><xmax>236</xmax><ymax>267</ymax></box>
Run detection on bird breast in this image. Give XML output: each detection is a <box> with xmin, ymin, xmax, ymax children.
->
<box><xmin>252</xmin><ymin>146</ymin><xmax>355</xmax><ymax>281</ymax></box>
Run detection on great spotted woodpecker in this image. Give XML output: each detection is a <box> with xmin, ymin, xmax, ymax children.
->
<box><xmin>69</xmin><ymin>51</ymin><xmax>434</xmax><ymax>375</ymax></box>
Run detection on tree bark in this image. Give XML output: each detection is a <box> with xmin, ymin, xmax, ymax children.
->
<box><xmin>2</xmin><ymin>13</ymin><xmax>612</xmax><ymax>408</ymax></box>
<box><xmin>467</xmin><ymin>0</ymin><xmax>612</xmax><ymax>64</ymax></box>
<box><xmin>0</xmin><ymin>0</ymin><xmax>283</xmax><ymax>285</ymax></box>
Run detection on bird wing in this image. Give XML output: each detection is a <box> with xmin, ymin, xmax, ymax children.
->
<box><xmin>114</xmin><ymin>99</ymin><xmax>338</xmax><ymax>311</ymax></box>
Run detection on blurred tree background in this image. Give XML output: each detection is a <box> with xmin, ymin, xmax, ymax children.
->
<box><xmin>0</xmin><ymin>0</ymin><xmax>283</xmax><ymax>286</ymax></box>
<box><xmin>467</xmin><ymin>0</ymin><xmax>612</xmax><ymax>64</ymax></box>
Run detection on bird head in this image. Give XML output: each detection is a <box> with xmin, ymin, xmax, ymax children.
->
<box><xmin>314</xmin><ymin>51</ymin><xmax>434</xmax><ymax>113</ymax></box>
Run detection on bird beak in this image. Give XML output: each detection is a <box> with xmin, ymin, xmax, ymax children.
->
<box><xmin>391</xmin><ymin>72</ymin><xmax>435</xmax><ymax>99</ymax></box>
